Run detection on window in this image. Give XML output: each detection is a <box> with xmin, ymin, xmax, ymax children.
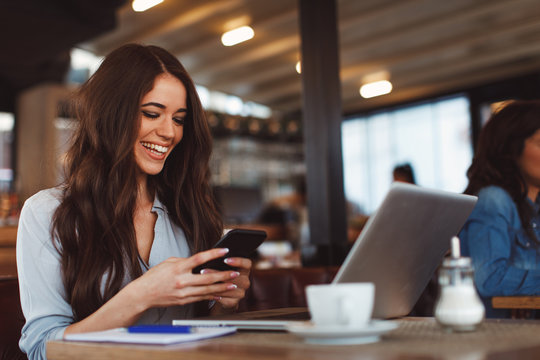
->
<box><xmin>342</xmin><ymin>96</ymin><xmax>472</xmax><ymax>214</ymax></box>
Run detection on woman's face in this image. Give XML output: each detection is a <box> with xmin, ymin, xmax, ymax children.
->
<box><xmin>134</xmin><ymin>73</ymin><xmax>186</xmax><ymax>176</ymax></box>
<box><xmin>518</xmin><ymin>128</ymin><xmax>540</xmax><ymax>199</ymax></box>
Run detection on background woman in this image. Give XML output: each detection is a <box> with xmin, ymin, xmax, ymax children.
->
<box><xmin>17</xmin><ymin>44</ymin><xmax>252</xmax><ymax>359</ymax></box>
<box><xmin>459</xmin><ymin>100</ymin><xmax>540</xmax><ymax>318</ymax></box>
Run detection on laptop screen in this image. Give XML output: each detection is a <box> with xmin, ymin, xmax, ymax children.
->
<box><xmin>333</xmin><ymin>183</ymin><xmax>477</xmax><ymax>319</ymax></box>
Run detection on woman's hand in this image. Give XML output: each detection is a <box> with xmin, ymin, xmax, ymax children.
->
<box><xmin>203</xmin><ymin>256</ymin><xmax>252</xmax><ymax>311</ymax></box>
<box><xmin>129</xmin><ymin>248</ymin><xmax>242</xmax><ymax>311</ymax></box>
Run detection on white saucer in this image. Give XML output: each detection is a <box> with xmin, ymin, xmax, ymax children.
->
<box><xmin>286</xmin><ymin>320</ymin><xmax>399</xmax><ymax>345</ymax></box>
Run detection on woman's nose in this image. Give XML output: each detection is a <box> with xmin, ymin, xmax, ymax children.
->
<box><xmin>156</xmin><ymin>117</ymin><xmax>175</xmax><ymax>139</ymax></box>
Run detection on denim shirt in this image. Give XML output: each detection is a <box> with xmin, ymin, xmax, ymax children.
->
<box><xmin>458</xmin><ymin>186</ymin><xmax>540</xmax><ymax>317</ymax></box>
<box><xmin>16</xmin><ymin>188</ymin><xmax>194</xmax><ymax>360</ymax></box>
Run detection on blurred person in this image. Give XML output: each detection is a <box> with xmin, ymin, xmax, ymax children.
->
<box><xmin>256</xmin><ymin>177</ymin><xmax>307</xmax><ymax>244</ymax></box>
<box><xmin>17</xmin><ymin>44</ymin><xmax>252</xmax><ymax>360</ymax></box>
<box><xmin>459</xmin><ymin>100</ymin><xmax>540</xmax><ymax>318</ymax></box>
<box><xmin>392</xmin><ymin>163</ymin><xmax>416</xmax><ymax>184</ymax></box>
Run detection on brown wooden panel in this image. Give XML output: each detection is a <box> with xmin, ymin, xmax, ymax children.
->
<box><xmin>0</xmin><ymin>226</ymin><xmax>17</xmax><ymax>247</ymax></box>
<box><xmin>0</xmin><ymin>247</ymin><xmax>17</xmax><ymax>276</ymax></box>
<box><xmin>492</xmin><ymin>296</ymin><xmax>540</xmax><ymax>309</ymax></box>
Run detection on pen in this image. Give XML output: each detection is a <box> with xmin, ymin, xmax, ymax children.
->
<box><xmin>127</xmin><ymin>325</ymin><xmax>192</xmax><ymax>334</ymax></box>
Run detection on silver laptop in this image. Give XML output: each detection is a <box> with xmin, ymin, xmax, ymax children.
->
<box><xmin>333</xmin><ymin>182</ymin><xmax>477</xmax><ymax>319</ymax></box>
<box><xmin>174</xmin><ymin>183</ymin><xmax>477</xmax><ymax>329</ymax></box>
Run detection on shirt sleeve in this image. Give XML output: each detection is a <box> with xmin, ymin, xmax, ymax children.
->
<box><xmin>459</xmin><ymin>186</ymin><xmax>540</xmax><ymax>296</ymax></box>
<box><xmin>16</xmin><ymin>190</ymin><xmax>73</xmax><ymax>360</ymax></box>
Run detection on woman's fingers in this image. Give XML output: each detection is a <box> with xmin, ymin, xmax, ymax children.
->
<box><xmin>172</xmin><ymin>281</ymin><xmax>238</xmax><ymax>304</ymax></box>
<box><xmin>213</xmin><ymin>286</ymin><xmax>246</xmax><ymax>309</ymax></box>
<box><xmin>205</xmin><ymin>263</ymin><xmax>251</xmax><ymax>309</ymax></box>
<box><xmin>141</xmin><ymin>252</ymin><xmax>253</xmax><ymax>309</ymax></box>
<box><xmin>186</xmin><ymin>248</ymin><xmax>229</xmax><ymax>270</ymax></box>
<box><xmin>183</xmin><ymin>270</ymin><xmax>240</xmax><ymax>288</ymax></box>
<box><xmin>223</xmin><ymin>257</ymin><xmax>252</xmax><ymax>272</ymax></box>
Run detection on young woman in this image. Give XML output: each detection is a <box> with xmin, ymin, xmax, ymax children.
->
<box><xmin>16</xmin><ymin>44</ymin><xmax>252</xmax><ymax>359</ymax></box>
<box><xmin>459</xmin><ymin>100</ymin><xmax>540</xmax><ymax>318</ymax></box>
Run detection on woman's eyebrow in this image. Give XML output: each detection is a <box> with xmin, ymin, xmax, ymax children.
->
<box><xmin>142</xmin><ymin>102</ymin><xmax>165</xmax><ymax>109</ymax></box>
<box><xmin>142</xmin><ymin>102</ymin><xmax>187</xmax><ymax>113</ymax></box>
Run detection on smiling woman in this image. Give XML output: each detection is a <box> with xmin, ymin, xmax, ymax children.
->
<box><xmin>16</xmin><ymin>44</ymin><xmax>253</xmax><ymax>360</ymax></box>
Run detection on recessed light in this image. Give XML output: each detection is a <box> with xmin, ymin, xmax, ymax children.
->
<box><xmin>359</xmin><ymin>80</ymin><xmax>393</xmax><ymax>98</ymax></box>
<box><xmin>132</xmin><ymin>0</ymin><xmax>163</xmax><ymax>12</ymax></box>
<box><xmin>221</xmin><ymin>26</ymin><xmax>254</xmax><ymax>46</ymax></box>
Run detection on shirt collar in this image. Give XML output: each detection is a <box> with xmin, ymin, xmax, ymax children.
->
<box><xmin>530</xmin><ymin>194</ymin><xmax>540</xmax><ymax>214</ymax></box>
<box><xmin>151</xmin><ymin>195</ymin><xmax>167</xmax><ymax>213</ymax></box>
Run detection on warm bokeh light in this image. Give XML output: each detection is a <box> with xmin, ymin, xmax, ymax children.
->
<box><xmin>221</xmin><ymin>26</ymin><xmax>254</xmax><ymax>46</ymax></box>
<box><xmin>132</xmin><ymin>0</ymin><xmax>163</xmax><ymax>12</ymax></box>
<box><xmin>295</xmin><ymin>61</ymin><xmax>301</xmax><ymax>74</ymax></box>
<box><xmin>359</xmin><ymin>80</ymin><xmax>393</xmax><ymax>98</ymax></box>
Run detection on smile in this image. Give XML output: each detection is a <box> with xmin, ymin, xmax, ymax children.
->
<box><xmin>140</xmin><ymin>141</ymin><xmax>169</xmax><ymax>155</ymax></box>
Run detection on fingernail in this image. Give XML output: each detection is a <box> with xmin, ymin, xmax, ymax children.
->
<box><xmin>230</xmin><ymin>271</ymin><xmax>240</xmax><ymax>278</ymax></box>
<box><xmin>219</xmin><ymin>248</ymin><xmax>230</xmax><ymax>255</ymax></box>
<box><xmin>214</xmin><ymin>296</ymin><xmax>222</xmax><ymax>301</ymax></box>
<box><xmin>224</xmin><ymin>258</ymin><xmax>234</xmax><ymax>264</ymax></box>
<box><xmin>227</xmin><ymin>284</ymin><xmax>238</xmax><ymax>290</ymax></box>
<box><xmin>200</xmin><ymin>269</ymin><xmax>209</xmax><ymax>274</ymax></box>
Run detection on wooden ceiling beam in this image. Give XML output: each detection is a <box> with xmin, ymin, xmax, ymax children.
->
<box><xmin>340</xmin><ymin>12</ymin><xmax>540</xmax><ymax>85</ymax></box>
<box><xmin>342</xmin><ymin>47</ymin><xmax>540</xmax><ymax>112</ymax></box>
<box><xmin>170</xmin><ymin>8</ymin><xmax>298</xmax><ymax>62</ymax></box>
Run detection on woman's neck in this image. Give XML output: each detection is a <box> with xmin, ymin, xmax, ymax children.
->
<box><xmin>136</xmin><ymin>175</ymin><xmax>153</xmax><ymax>209</ymax></box>
<box><xmin>528</xmin><ymin>186</ymin><xmax>540</xmax><ymax>203</ymax></box>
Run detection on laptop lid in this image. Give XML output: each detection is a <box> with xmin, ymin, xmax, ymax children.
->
<box><xmin>332</xmin><ymin>182</ymin><xmax>477</xmax><ymax>319</ymax></box>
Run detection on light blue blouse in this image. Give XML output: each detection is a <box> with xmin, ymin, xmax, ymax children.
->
<box><xmin>459</xmin><ymin>185</ymin><xmax>540</xmax><ymax>317</ymax></box>
<box><xmin>16</xmin><ymin>188</ymin><xmax>194</xmax><ymax>360</ymax></box>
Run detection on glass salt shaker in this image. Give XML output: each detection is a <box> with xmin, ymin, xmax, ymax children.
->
<box><xmin>435</xmin><ymin>236</ymin><xmax>485</xmax><ymax>332</ymax></box>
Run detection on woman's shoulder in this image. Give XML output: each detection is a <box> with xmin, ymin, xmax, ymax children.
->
<box><xmin>474</xmin><ymin>185</ymin><xmax>516</xmax><ymax>214</ymax></box>
<box><xmin>22</xmin><ymin>187</ymin><xmax>63</xmax><ymax>215</ymax></box>
<box><xmin>476</xmin><ymin>185</ymin><xmax>512</xmax><ymax>201</ymax></box>
<box><xmin>18</xmin><ymin>188</ymin><xmax>64</xmax><ymax>248</ymax></box>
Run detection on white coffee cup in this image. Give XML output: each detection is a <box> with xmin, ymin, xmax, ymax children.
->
<box><xmin>306</xmin><ymin>282</ymin><xmax>375</xmax><ymax>328</ymax></box>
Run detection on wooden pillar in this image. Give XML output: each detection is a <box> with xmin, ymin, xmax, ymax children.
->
<box><xmin>16</xmin><ymin>83</ymin><xmax>69</xmax><ymax>202</ymax></box>
<box><xmin>298</xmin><ymin>0</ymin><xmax>348</xmax><ymax>266</ymax></box>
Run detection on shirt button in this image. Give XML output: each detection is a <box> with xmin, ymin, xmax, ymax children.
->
<box><xmin>533</xmin><ymin>223</ymin><xmax>537</xmax><ymax>228</ymax></box>
<box><xmin>526</xmin><ymin>242</ymin><xmax>531</xmax><ymax>247</ymax></box>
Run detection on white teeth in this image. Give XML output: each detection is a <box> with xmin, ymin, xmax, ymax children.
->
<box><xmin>141</xmin><ymin>142</ymin><xmax>168</xmax><ymax>154</ymax></box>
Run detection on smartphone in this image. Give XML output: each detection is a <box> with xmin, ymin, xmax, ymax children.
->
<box><xmin>192</xmin><ymin>228</ymin><xmax>267</xmax><ymax>273</ymax></box>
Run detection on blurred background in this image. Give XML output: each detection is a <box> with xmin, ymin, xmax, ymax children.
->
<box><xmin>1</xmin><ymin>0</ymin><xmax>540</xmax><ymax>270</ymax></box>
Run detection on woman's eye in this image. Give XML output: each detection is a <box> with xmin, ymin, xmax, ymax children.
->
<box><xmin>174</xmin><ymin>117</ymin><xmax>185</xmax><ymax>126</ymax></box>
<box><xmin>142</xmin><ymin>111</ymin><xmax>159</xmax><ymax>119</ymax></box>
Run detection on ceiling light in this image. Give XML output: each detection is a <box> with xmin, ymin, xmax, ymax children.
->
<box><xmin>359</xmin><ymin>80</ymin><xmax>393</xmax><ymax>99</ymax></box>
<box><xmin>295</xmin><ymin>61</ymin><xmax>301</xmax><ymax>74</ymax></box>
<box><xmin>221</xmin><ymin>26</ymin><xmax>254</xmax><ymax>46</ymax></box>
<box><xmin>132</xmin><ymin>0</ymin><xmax>163</xmax><ymax>12</ymax></box>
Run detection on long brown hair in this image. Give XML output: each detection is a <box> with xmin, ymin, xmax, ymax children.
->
<box><xmin>465</xmin><ymin>100</ymin><xmax>540</xmax><ymax>242</ymax></box>
<box><xmin>52</xmin><ymin>44</ymin><xmax>223</xmax><ymax>321</ymax></box>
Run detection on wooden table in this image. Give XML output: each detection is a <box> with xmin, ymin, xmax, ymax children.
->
<box><xmin>47</xmin><ymin>308</ymin><xmax>540</xmax><ymax>360</ymax></box>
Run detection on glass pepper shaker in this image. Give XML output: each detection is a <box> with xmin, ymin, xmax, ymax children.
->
<box><xmin>435</xmin><ymin>236</ymin><xmax>485</xmax><ymax>332</ymax></box>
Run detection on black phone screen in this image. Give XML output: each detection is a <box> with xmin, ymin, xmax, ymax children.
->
<box><xmin>192</xmin><ymin>228</ymin><xmax>267</xmax><ymax>273</ymax></box>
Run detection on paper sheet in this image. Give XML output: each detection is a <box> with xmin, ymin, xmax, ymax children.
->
<box><xmin>64</xmin><ymin>326</ymin><xmax>236</xmax><ymax>345</ymax></box>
